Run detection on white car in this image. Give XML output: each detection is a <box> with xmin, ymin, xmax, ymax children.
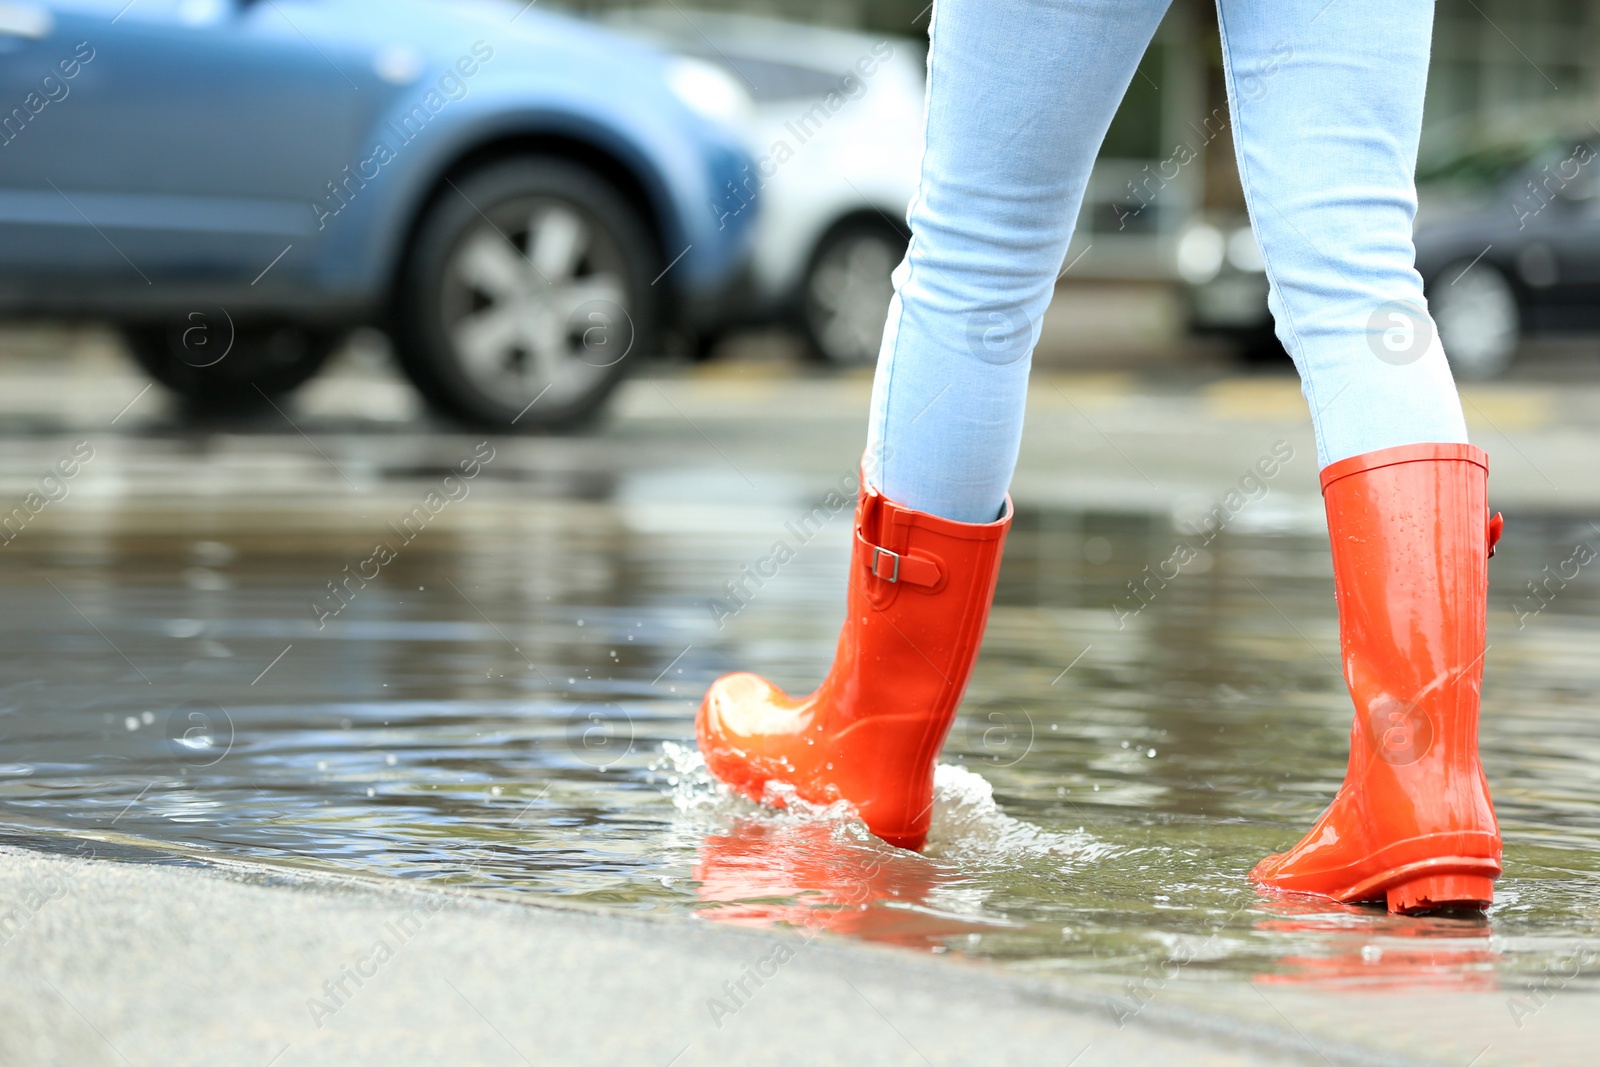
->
<box><xmin>607</xmin><ymin>11</ymin><xmax>926</xmax><ymax>365</ymax></box>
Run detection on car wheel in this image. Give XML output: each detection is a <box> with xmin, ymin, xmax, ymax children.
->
<box><xmin>1430</xmin><ymin>261</ymin><xmax>1520</xmax><ymax>380</ymax></box>
<box><xmin>802</xmin><ymin>218</ymin><xmax>907</xmax><ymax>368</ymax></box>
<box><xmin>395</xmin><ymin>159</ymin><xmax>657</xmax><ymax>430</ymax></box>
<box><xmin>123</xmin><ymin>320</ymin><xmax>337</xmax><ymax>409</ymax></box>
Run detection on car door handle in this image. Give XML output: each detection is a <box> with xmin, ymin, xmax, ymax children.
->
<box><xmin>0</xmin><ymin>1</ymin><xmax>52</xmax><ymax>39</ymax></box>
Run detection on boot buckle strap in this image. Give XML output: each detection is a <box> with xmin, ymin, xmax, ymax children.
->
<box><xmin>870</xmin><ymin>546</ymin><xmax>901</xmax><ymax>583</ymax></box>
<box><xmin>859</xmin><ymin>532</ymin><xmax>942</xmax><ymax>587</ymax></box>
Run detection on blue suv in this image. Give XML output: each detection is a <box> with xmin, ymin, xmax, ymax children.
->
<box><xmin>0</xmin><ymin>0</ymin><xmax>756</xmax><ymax>426</ymax></box>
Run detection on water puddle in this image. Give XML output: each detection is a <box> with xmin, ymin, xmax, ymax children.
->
<box><xmin>1</xmin><ymin>450</ymin><xmax>1597</xmax><ymax>991</ymax></box>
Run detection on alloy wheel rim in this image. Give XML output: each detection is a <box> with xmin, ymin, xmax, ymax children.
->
<box><xmin>441</xmin><ymin>199</ymin><xmax>632</xmax><ymax>411</ymax></box>
<box><xmin>1434</xmin><ymin>264</ymin><xmax>1518</xmax><ymax>380</ymax></box>
<box><xmin>808</xmin><ymin>232</ymin><xmax>900</xmax><ymax>366</ymax></box>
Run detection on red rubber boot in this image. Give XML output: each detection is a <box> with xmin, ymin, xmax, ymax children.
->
<box><xmin>697</xmin><ymin>484</ymin><xmax>1011</xmax><ymax>851</ymax></box>
<box><xmin>1251</xmin><ymin>444</ymin><xmax>1504</xmax><ymax>914</ymax></box>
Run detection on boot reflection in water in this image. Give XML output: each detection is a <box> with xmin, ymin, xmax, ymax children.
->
<box><xmin>696</xmin><ymin>0</ymin><xmax>1504</xmax><ymax>915</ymax></box>
<box><xmin>694</xmin><ymin>818</ymin><xmax>995</xmax><ymax>945</ymax></box>
<box><xmin>1254</xmin><ymin>898</ymin><xmax>1496</xmax><ymax>989</ymax></box>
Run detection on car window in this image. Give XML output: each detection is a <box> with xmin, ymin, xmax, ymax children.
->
<box><xmin>729</xmin><ymin>55</ymin><xmax>856</xmax><ymax>101</ymax></box>
<box><xmin>1508</xmin><ymin>140</ymin><xmax>1600</xmax><ymax>202</ymax></box>
<box><xmin>1418</xmin><ymin>137</ymin><xmax>1562</xmax><ymax>189</ymax></box>
<box><xmin>678</xmin><ymin>51</ymin><xmax>856</xmax><ymax>102</ymax></box>
<box><xmin>1416</xmin><ymin>124</ymin><xmax>1600</xmax><ymax>195</ymax></box>
<box><xmin>48</xmin><ymin>0</ymin><xmax>229</xmax><ymax>23</ymax></box>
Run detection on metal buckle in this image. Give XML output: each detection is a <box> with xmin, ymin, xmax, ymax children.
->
<box><xmin>870</xmin><ymin>546</ymin><xmax>900</xmax><ymax>583</ymax></box>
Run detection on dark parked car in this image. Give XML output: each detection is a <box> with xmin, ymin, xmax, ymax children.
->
<box><xmin>1412</xmin><ymin>134</ymin><xmax>1600</xmax><ymax>378</ymax></box>
<box><xmin>0</xmin><ymin>0</ymin><xmax>756</xmax><ymax>426</ymax></box>
<box><xmin>1185</xmin><ymin>129</ymin><xmax>1600</xmax><ymax>379</ymax></box>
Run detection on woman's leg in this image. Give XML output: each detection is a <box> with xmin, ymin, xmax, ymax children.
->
<box><xmin>1219</xmin><ymin>0</ymin><xmax>1501</xmax><ymax>914</ymax></box>
<box><xmin>866</xmin><ymin>0</ymin><xmax>1173</xmax><ymax>523</ymax></box>
<box><xmin>700</xmin><ymin>0</ymin><xmax>1173</xmax><ymax>849</ymax></box>
<box><xmin>1216</xmin><ymin>0</ymin><xmax>1468</xmax><ymax>464</ymax></box>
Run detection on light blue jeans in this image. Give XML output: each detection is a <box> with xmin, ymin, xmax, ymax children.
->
<box><xmin>865</xmin><ymin>0</ymin><xmax>1470</xmax><ymax>523</ymax></box>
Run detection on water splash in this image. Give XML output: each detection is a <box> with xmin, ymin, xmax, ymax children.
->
<box><xmin>652</xmin><ymin>741</ymin><xmax>858</xmax><ymax>827</ymax></box>
<box><xmin>653</xmin><ymin>741</ymin><xmax>724</xmax><ymax>814</ymax></box>
<box><xmin>925</xmin><ymin>763</ymin><xmax>1109</xmax><ymax>866</ymax></box>
<box><xmin>652</xmin><ymin>744</ymin><xmax>1107</xmax><ymax>868</ymax></box>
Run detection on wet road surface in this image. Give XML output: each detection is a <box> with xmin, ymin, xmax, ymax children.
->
<box><xmin>1</xmin><ymin>338</ymin><xmax>1598</xmax><ymax>1004</ymax></box>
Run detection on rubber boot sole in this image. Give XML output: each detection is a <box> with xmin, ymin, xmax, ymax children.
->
<box><xmin>1386</xmin><ymin>873</ymin><xmax>1494</xmax><ymax>915</ymax></box>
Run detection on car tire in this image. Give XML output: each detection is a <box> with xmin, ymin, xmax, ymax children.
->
<box><xmin>123</xmin><ymin>320</ymin><xmax>338</xmax><ymax>409</ymax></box>
<box><xmin>394</xmin><ymin>159</ymin><xmax>657</xmax><ymax>430</ymax></box>
<box><xmin>801</xmin><ymin>218</ymin><xmax>907</xmax><ymax>368</ymax></box>
<box><xmin>1430</xmin><ymin>260</ymin><xmax>1520</xmax><ymax>380</ymax></box>
<box><xmin>1236</xmin><ymin>326</ymin><xmax>1290</xmax><ymax>366</ymax></box>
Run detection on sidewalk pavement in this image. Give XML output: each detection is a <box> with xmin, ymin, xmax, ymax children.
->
<box><xmin>1</xmin><ymin>832</ymin><xmax>1593</xmax><ymax>1067</ymax></box>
